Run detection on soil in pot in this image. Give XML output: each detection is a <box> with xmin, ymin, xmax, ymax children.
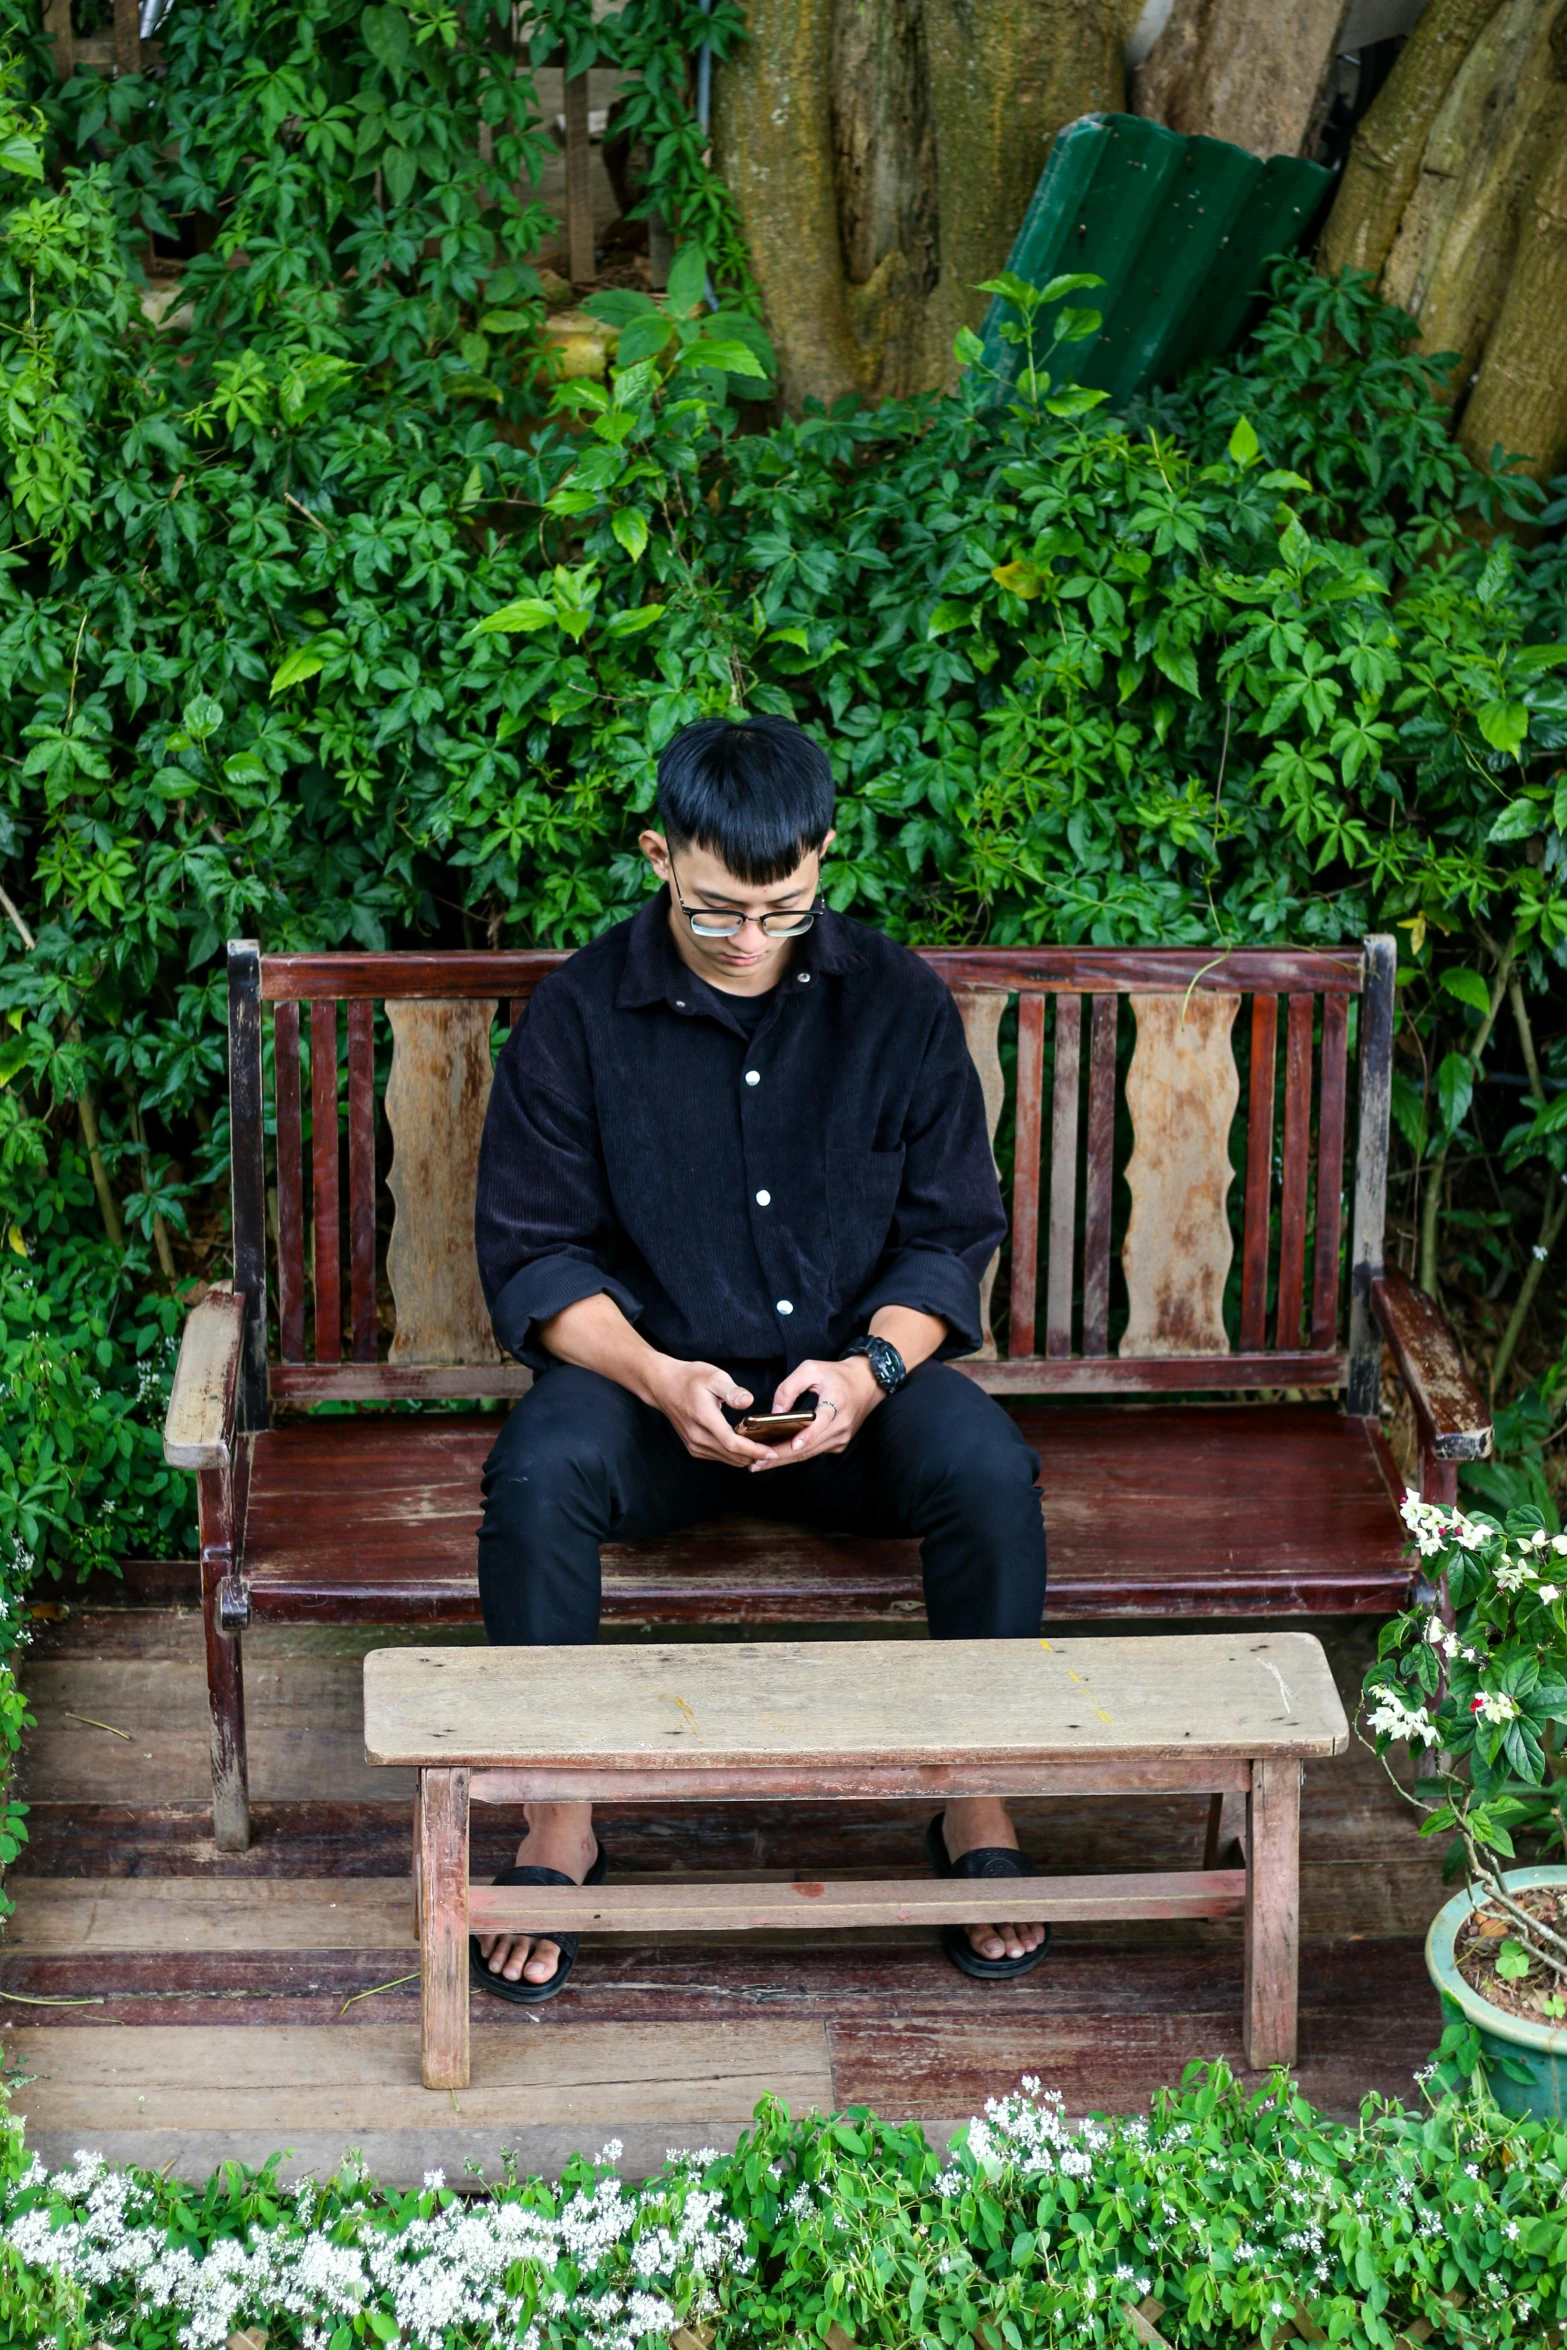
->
<box><xmin>1455</xmin><ymin>1884</ymin><xmax>1567</xmax><ymax>2027</ymax></box>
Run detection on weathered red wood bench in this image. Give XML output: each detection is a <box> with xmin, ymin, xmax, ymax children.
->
<box><xmin>164</xmin><ymin>936</ymin><xmax>1490</xmax><ymax>1851</ymax></box>
<box><xmin>364</xmin><ymin>1631</ymin><xmax>1350</xmax><ymax>2088</ymax></box>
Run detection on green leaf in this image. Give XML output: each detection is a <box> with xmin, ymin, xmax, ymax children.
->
<box><xmin>1488</xmin><ymin>797</ymin><xmax>1542</xmax><ymax>843</ymax></box>
<box><xmin>676</xmin><ymin>336</ymin><xmax>768</xmax><ymax>380</ymax></box>
<box><xmin>382</xmin><ymin>142</ymin><xmax>417</xmax><ymax>206</ymax></box>
<box><xmin>1227</xmin><ymin>414</ymin><xmax>1260</xmax><ymax>468</ymax></box>
<box><xmin>0</xmin><ymin>129</ymin><xmax>45</xmax><ymax>182</ymax></box>
<box><xmin>361</xmin><ymin>3</ymin><xmax>413</xmax><ymax>74</ymax></box>
<box><xmin>613</xmin><ymin>313</ymin><xmax>675</xmax><ymax>366</ymax></box>
<box><xmin>443</xmin><ymin>374</ymin><xmax>501</xmax><ymax>402</ymax></box>
<box><xmin>953</xmin><ymin>325</ymin><xmax>986</xmax><ymax>367</ymax></box>
<box><xmin>1496</xmin><ymin>1937</ymin><xmax>1531</xmax><ymax>1980</ymax></box>
<box><xmin>1478</xmin><ymin>699</ymin><xmax>1529</xmax><ymax>755</ymax></box>
<box><xmin>583</xmin><ymin>289</ymin><xmax>658</xmax><ymax>326</ymax></box>
<box><xmin>1440</xmin><ymin>966</ymin><xmax>1492</xmax><ymax>1015</ymax></box>
<box><xmin>1511</xmin><ymin>643</ymin><xmax>1567</xmax><ymax>676</ymax></box>
<box><xmin>470</xmin><ymin>599</ymin><xmax>557</xmax><ymax>636</ymax></box>
<box><xmin>602</xmin><ymin>604</ymin><xmax>665</xmax><ymax>638</ymax></box>
<box><xmin>1043</xmin><ymin>384</ymin><xmax>1109</xmax><ymax>416</ymax></box>
<box><xmin>478</xmin><ymin>309</ymin><xmax>535</xmax><ymax>335</ymax></box>
<box><xmin>269</xmin><ymin>647</ymin><xmax>325</xmax><ymax>697</ymax></box>
<box><xmin>1390</xmin><ymin>1076</ymin><xmax>1428</xmax><ymax>1156</ymax></box>
<box><xmin>991</xmin><ymin>560</ymin><xmax>1043</xmax><ymax>601</ymax></box>
<box><xmin>611</xmin><ymin>508</ymin><xmax>649</xmax><ymax>563</ymax></box>
<box><xmin>1039</xmin><ymin>271</ymin><xmax>1105</xmax><ymax>300</ymax></box>
<box><xmin>1436</xmin><ymin>1050</ymin><xmax>1473</xmax><ymax>1136</ymax></box>
<box><xmin>927</xmin><ymin>601</ymin><xmax>972</xmax><ymax>638</ymax></box>
<box><xmin>182</xmin><ymin>694</ymin><xmax>225</xmax><ymax>739</ymax></box>
<box><xmin>665</xmin><ymin>242</ymin><xmax>710</xmax><ymax>317</ymax></box>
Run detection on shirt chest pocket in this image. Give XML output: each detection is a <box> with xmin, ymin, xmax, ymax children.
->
<box><xmin>827</xmin><ymin>1142</ymin><xmax>906</xmax><ymax>1285</ymax></box>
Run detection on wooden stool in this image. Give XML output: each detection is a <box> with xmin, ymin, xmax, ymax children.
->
<box><xmin>364</xmin><ymin>1632</ymin><xmax>1349</xmax><ymax>2090</ymax></box>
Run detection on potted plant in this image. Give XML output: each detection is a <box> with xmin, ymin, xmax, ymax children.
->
<box><xmin>1363</xmin><ymin>1491</ymin><xmax>1567</xmax><ymax>2118</ymax></box>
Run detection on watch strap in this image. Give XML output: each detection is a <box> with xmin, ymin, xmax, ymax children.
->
<box><xmin>842</xmin><ymin>1334</ymin><xmax>908</xmax><ymax>1394</ymax></box>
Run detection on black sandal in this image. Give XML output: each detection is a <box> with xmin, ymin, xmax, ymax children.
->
<box><xmin>925</xmin><ymin>1813</ymin><xmax>1051</xmax><ymax>1981</ymax></box>
<box><xmin>469</xmin><ymin>1840</ymin><xmax>607</xmax><ymax>2006</ymax></box>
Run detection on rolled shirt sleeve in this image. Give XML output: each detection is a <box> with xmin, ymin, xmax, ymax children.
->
<box><xmin>852</xmin><ymin>983</ymin><xmax>1006</xmax><ymax>1358</ymax></box>
<box><xmin>476</xmin><ymin>988</ymin><xmax>644</xmax><ymax>1369</ymax></box>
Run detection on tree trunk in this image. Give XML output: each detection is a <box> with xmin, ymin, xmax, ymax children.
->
<box><xmin>1130</xmin><ymin>0</ymin><xmax>1351</xmax><ymax>157</ymax></box>
<box><xmin>1373</xmin><ymin>0</ymin><xmax>1567</xmax><ymax>405</ymax></box>
<box><xmin>712</xmin><ymin>0</ymin><xmax>1126</xmax><ymax>410</ymax></box>
<box><xmin>1459</xmin><ymin>118</ymin><xmax>1567</xmax><ymax>478</ymax></box>
<box><xmin>1319</xmin><ymin>0</ymin><xmax>1510</xmax><ymax>279</ymax></box>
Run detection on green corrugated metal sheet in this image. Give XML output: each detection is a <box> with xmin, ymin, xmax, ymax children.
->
<box><xmin>978</xmin><ymin>113</ymin><xmax>1330</xmax><ymax>407</ymax></box>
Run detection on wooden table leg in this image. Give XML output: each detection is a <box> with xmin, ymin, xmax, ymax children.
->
<box><xmin>411</xmin><ymin>1781</ymin><xmax>424</xmax><ymax>1942</ymax></box>
<box><xmin>419</xmin><ymin>1766</ymin><xmax>470</xmax><ymax>2091</ymax></box>
<box><xmin>1243</xmin><ymin>1756</ymin><xmax>1301</xmax><ymax>2069</ymax></box>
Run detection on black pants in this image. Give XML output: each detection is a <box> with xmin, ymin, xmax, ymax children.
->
<box><xmin>477</xmin><ymin>1358</ymin><xmax>1047</xmax><ymax>1646</ymax></box>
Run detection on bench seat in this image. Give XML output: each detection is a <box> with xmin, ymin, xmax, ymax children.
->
<box><xmin>237</xmin><ymin>1400</ymin><xmax>1410</xmax><ymax>1627</ymax></box>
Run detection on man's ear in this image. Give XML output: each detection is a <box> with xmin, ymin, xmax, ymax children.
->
<box><xmin>639</xmin><ymin>829</ymin><xmax>671</xmax><ymax>880</ymax></box>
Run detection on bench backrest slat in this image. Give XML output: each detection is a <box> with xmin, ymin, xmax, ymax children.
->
<box><xmin>1009</xmin><ymin>991</ymin><xmax>1046</xmax><ymax>1358</ymax></box>
<box><xmin>1276</xmin><ymin>993</ymin><xmax>1313</xmax><ymax>1351</ymax></box>
<box><xmin>1081</xmin><ymin>993</ymin><xmax>1117</xmax><ymax>1358</ymax></box>
<box><xmin>310</xmin><ymin>999</ymin><xmax>342</xmax><ymax>1366</ymax></box>
<box><xmin>231</xmin><ymin>937</ymin><xmax>1394</xmax><ymax>1419</ymax></box>
<box><xmin>274</xmin><ymin>999</ymin><xmax>307</xmax><ymax>1363</ymax></box>
<box><xmin>1045</xmin><ymin>993</ymin><xmax>1081</xmax><ymax>1361</ymax></box>
<box><xmin>348</xmin><ymin>999</ymin><xmax>379</xmax><ymax>1363</ymax></box>
<box><xmin>383</xmin><ymin>1000</ymin><xmax>500</xmax><ymax>1369</ymax></box>
<box><xmin>1239</xmin><ymin>993</ymin><xmax>1277</xmax><ymax>1352</ymax></box>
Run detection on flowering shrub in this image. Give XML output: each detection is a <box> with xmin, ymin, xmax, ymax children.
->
<box><xmin>4</xmin><ymin>2066</ymin><xmax>1567</xmax><ymax>2349</ymax></box>
<box><xmin>1363</xmin><ymin>1493</ymin><xmax>1567</xmax><ymax>1993</ymax></box>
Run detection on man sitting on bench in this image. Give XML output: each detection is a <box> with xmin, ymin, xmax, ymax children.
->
<box><xmin>472</xmin><ymin>714</ymin><xmax>1048</xmax><ymax>2001</ymax></box>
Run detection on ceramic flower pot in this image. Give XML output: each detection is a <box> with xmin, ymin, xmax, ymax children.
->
<box><xmin>1426</xmin><ymin>1865</ymin><xmax>1567</xmax><ymax>2121</ymax></box>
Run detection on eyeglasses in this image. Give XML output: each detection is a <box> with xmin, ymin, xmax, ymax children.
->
<box><xmin>667</xmin><ymin>853</ymin><xmax>820</xmax><ymax>940</ymax></box>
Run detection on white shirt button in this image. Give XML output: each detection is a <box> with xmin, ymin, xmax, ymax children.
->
<box><xmin>674</xmin><ymin>999</ymin><xmax>686</xmax><ymax>1009</ymax></box>
<box><xmin>755</xmin><ymin>1189</ymin><xmax>771</xmax><ymax>1206</ymax></box>
<box><xmin>798</xmin><ymin>971</ymin><xmax>811</xmax><ymax>983</ymax></box>
<box><xmin>776</xmin><ymin>1299</ymin><xmax>793</xmax><ymax>1315</ymax></box>
<box><xmin>744</xmin><ymin>1069</ymin><xmax>761</xmax><ymax>1086</ymax></box>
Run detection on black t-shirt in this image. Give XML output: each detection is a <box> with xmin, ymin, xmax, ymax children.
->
<box><xmin>700</xmin><ymin>980</ymin><xmax>777</xmax><ymax>1036</ymax></box>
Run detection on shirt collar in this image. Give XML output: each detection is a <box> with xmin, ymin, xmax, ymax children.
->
<box><xmin>615</xmin><ymin>887</ymin><xmax>863</xmax><ymax>1012</ymax></box>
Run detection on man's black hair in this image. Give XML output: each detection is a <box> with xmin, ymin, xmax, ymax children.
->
<box><xmin>655</xmin><ymin>714</ymin><xmax>834</xmax><ymax>885</ymax></box>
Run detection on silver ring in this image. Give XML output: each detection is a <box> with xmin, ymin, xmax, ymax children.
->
<box><xmin>821</xmin><ymin>1400</ymin><xmax>838</xmax><ymax>1419</ymax></box>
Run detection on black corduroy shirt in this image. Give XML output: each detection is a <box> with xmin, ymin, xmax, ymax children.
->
<box><xmin>475</xmin><ymin>891</ymin><xmax>1006</xmax><ymax>1374</ymax></box>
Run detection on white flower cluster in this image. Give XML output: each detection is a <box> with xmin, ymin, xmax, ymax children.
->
<box><xmin>1365</xmin><ymin>1687</ymin><xmax>1438</xmax><ymax>1748</ymax></box>
<box><xmin>2</xmin><ymin>2145</ymin><xmax>748</xmax><ymax>2350</ymax></box>
<box><xmin>1401</xmin><ymin>1492</ymin><xmax>1567</xmax><ymax>1578</ymax></box>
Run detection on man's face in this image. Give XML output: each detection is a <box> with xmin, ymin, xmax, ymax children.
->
<box><xmin>639</xmin><ymin>828</ymin><xmax>833</xmax><ymax>994</ymax></box>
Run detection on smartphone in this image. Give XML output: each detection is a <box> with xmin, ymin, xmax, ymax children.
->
<box><xmin>736</xmin><ymin>1410</ymin><xmax>817</xmax><ymax>1443</ymax></box>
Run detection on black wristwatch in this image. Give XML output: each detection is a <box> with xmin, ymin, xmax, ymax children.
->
<box><xmin>842</xmin><ymin>1334</ymin><xmax>907</xmax><ymax>1396</ymax></box>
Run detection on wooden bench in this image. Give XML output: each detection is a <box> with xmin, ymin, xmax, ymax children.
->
<box><xmin>165</xmin><ymin>937</ymin><xmax>1490</xmax><ymax>1853</ymax></box>
<box><xmin>362</xmin><ymin>1631</ymin><xmax>1351</xmax><ymax>2088</ymax></box>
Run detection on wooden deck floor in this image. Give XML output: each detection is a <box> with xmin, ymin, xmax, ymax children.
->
<box><xmin>0</xmin><ymin>1589</ymin><xmax>1446</xmax><ymax>2185</ymax></box>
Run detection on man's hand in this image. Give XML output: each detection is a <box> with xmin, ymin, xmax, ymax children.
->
<box><xmin>644</xmin><ymin>1356</ymin><xmax>773</xmax><ymax>1467</ymax></box>
<box><xmin>747</xmin><ymin>1353</ymin><xmax>884</xmax><ymax>1472</ymax></box>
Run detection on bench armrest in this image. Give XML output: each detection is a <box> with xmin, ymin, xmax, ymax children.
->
<box><xmin>163</xmin><ymin>1285</ymin><xmax>247</xmax><ymax>1470</ymax></box>
<box><xmin>1371</xmin><ymin>1268</ymin><xmax>1491</xmax><ymax>1466</ymax></box>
